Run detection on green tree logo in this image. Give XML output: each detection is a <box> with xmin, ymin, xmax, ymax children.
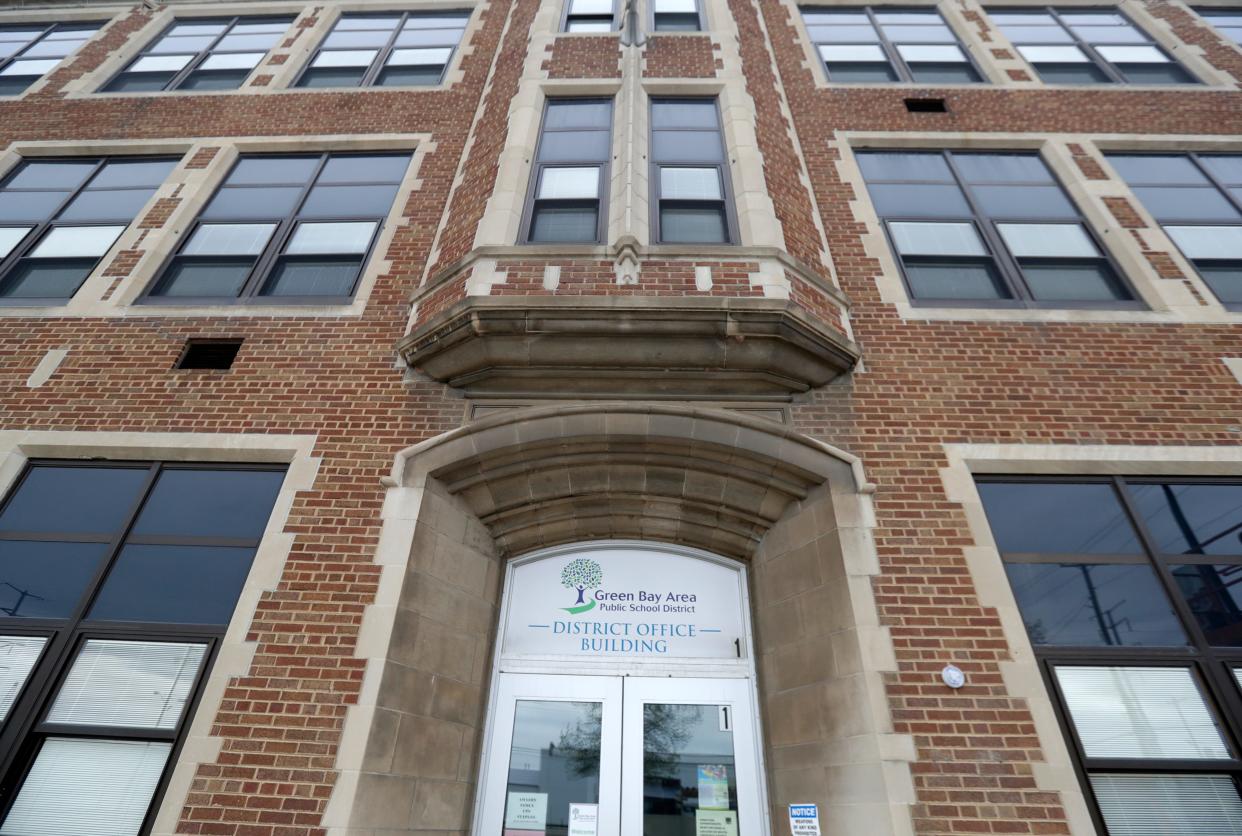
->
<box><xmin>561</xmin><ymin>558</ymin><xmax>603</xmax><ymax>614</ymax></box>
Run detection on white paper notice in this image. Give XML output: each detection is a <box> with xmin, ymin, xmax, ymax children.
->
<box><xmin>695</xmin><ymin>809</ymin><xmax>739</xmax><ymax>836</ymax></box>
<box><xmin>568</xmin><ymin>803</ymin><xmax>599</xmax><ymax>836</ymax></box>
<box><xmin>505</xmin><ymin>792</ymin><xmax>548</xmax><ymax>830</ymax></box>
<box><xmin>788</xmin><ymin>804</ymin><xmax>820</xmax><ymax>836</ymax></box>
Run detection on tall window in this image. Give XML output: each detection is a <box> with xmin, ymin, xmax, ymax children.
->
<box><xmin>0</xmin><ymin>23</ymin><xmax>101</xmax><ymax>97</ymax></box>
<box><xmin>1106</xmin><ymin>153</ymin><xmax>1242</xmax><ymax>309</ymax></box>
<box><xmin>0</xmin><ymin>157</ymin><xmax>178</xmax><ymax>304</ymax></box>
<box><xmin>295</xmin><ymin>11</ymin><xmax>470</xmax><ymax>88</ymax></box>
<box><xmin>1197</xmin><ymin>8</ymin><xmax>1242</xmax><ymax>45</ymax></box>
<box><xmin>523</xmin><ymin>99</ymin><xmax>613</xmax><ymax>244</ymax></box>
<box><xmin>652</xmin><ymin>0</ymin><xmax>704</xmax><ymax>32</ymax></box>
<box><xmin>857</xmin><ymin>149</ymin><xmax>1135</xmax><ymax>306</ymax></box>
<box><xmin>0</xmin><ymin>461</ymin><xmax>286</xmax><ymax>836</ymax></box>
<box><xmin>800</xmin><ymin>7</ymin><xmax>981</xmax><ymax>83</ymax></box>
<box><xmin>989</xmin><ymin>7</ymin><xmax>1195</xmax><ymax>84</ymax></box>
<box><xmin>562</xmin><ymin>0</ymin><xmax>617</xmax><ymax>32</ymax></box>
<box><xmin>144</xmin><ymin>152</ymin><xmax>411</xmax><ymax>303</ymax></box>
<box><xmin>103</xmin><ymin>16</ymin><xmax>294</xmax><ymax>93</ymax></box>
<box><xmin>976</xmin><ymin>477</ymin><xmax>1242</xmax><ymax>836</ymax></box>
<box><xmin>650</xmin><ymin>98</ymin><xmax>735</xmax><ymax>244</ymax></box>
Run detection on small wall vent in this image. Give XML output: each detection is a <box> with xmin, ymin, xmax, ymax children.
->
<box><xmin>904</xmin><ymin>97</ymin><xmax>948</xmax><ymax>113</ymax></box>
<box><xmin>176</xmin><ymin>339</ymin><xmax>242</xmax><ymax>370</ymax></box>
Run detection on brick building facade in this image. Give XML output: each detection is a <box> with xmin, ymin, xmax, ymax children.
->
<box><xmin>0</xmin><ymin>0</ymin><xmax>1239</xmax><ymax>834</ymax></box>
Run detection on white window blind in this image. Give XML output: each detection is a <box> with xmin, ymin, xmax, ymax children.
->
<box><xmin>1091</xmin><ymin>774</ymin><xmax>1242</xmax><ymax>835</ymax></box>
<box><xmin>0</xmin><ymin>738</ymin><xmax>171</xmax><ymax>836</ymax></box>
<box><xmin>0</xmin><ymin>636</ymin><xmax>45</xmax><ymax>721</ymax></box>
<box><xmin>1056</xmin><ymin>666</ymin><xmax>1231</xmax><ymax>760</ymax></box>
<box><xmin>47</xmin><ymin>639</ymin><xmax>206</xmax><ymax>730</ymax></box>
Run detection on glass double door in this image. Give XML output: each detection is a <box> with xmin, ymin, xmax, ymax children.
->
<box><xmin>478</xmin><ymin>674</ymin><xmax>762</xmax><ymax>836</ymax></box>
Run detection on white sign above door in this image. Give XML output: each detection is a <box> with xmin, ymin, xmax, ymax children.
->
<box><xmin>501</xmin><ymin>545</ymin><xmax>747</xmax><ymax>660</ymax></box>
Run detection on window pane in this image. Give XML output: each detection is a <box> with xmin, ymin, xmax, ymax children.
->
<box><xmin>537</xmin><ymin>130</ymin><xmax>611</xmax><ymax>163</ymax></box>
<box><xmin>29</xmin><ymin>226</ymin><xmax>123</xmax><ymax>258</ymax></box>
<box><xmin>904</xmin><ymin>261</ymin><xmax>1007</xmax><ymax>300</ymax></box>
<box><xmin>335</xmin><ymin>16</ymin><xmax>402</xmax><ymax>31</ymax></box>
<box><xmin>973</xmin><ymin>185</ymin><xmax>1076</xmax><ymax>219</ymax></box>
<box><xmin>545</xmin><ymin>100</ymin><xmax>612</xmax><ymax>130</ymax></box>
<box><xmin>0</xmin><ymin>466</ymin><xmax>148</xmax><ymax>534</ymax></box>
<box><xmin>1165</xmin><ymin>226</ymin><xmax>1242</xmax><ymax>260</ymax></box>
<box><xmin>6</xmin><ymin>161</ymin><xmax>95</xmax><ymax>190</ymax></box>
<box><xmin>0</xmin><ymin>637</ymin><xmax>44</xmax><ymax>720</ymax></box>
<box><xmin>227</xmin><ymin>156</ymin><xmax>319</xmax><ymax>186</ymax></box>
<box><xmin>812</xmin><ymin>24</ymin><xmax>879</xmax><ymax>43</ymax></box>
<box><xmin>538</xmin><ymin>167</ymin><xmax>599</xmax><ymax>199</ymax></box>
<box><xmin>198</xmin><ymin>52</ymin><xmax>262</xmax><ymax>71</ymax></box>
<box><xmin>164</xmin><ymin>22</ymin><xmax>227</xmax><ymax>37</ymax></box>
<box><xmin>0</xmin><ymin>227</ymin><xmax>30</xmax><ymax>259</ymax></box>
<box><xmin>566</xmin><ymin>21</ymin><xmax>613</xmax><ymax>32</ymax></box>
<box><xmin>819</xmin><ymin>44</ymin><xmax>887</xmax><ymax>62</ymax></box>
<box><xmin>1091</xmin><ymin>774</ymin><xmax>1242</xmax><ymax>836</ymax></box>
<box><xmin>0</xmin><ymin>738</ymin><xmax>170</xmax><ymax>836</ymax></box>
<box><xmin>1003</xmin><ymin>563</ymin><xmax>1185</xmax><ymax>646</ymax></box>
<box><xmin>660</xmin><ymin>167</ymin><xmax>721</xmax><ymax>201</ymax></box>
<box><xmin>1133</xmin><ymin>187</ymin><xmax>1240</xmax><ymax>222</ymax></box>
<box><xmin>1108</xmin><ymin>155</ymin><xmax>1207</xmax><ymax>185</ymax></box>
<box><xmin>1018</xmin><ymin>45</ymin><xmax>1090</xmax><ymax>63</ymax></box>
<box><xmin>890</xmin><ymin>221</ymin><xmax>986</xmax><ymax>256</ymax></box>
<box><xmin>0</xmin><ymin>58</ymin><xmax>60</xmax><ymax>76</ymax></box>
<box><xmin>1023</xmin><ymin>262</ymin><xmax>1128</xmax><ymax>302</ymax></box>
<box><xmin>215</xmin><ymin>33</ymin><xmax>282</xmax><ymax>51</ymax></box>
<box><xmin>529</xmin><ymin>205</ymin><xmax>598</xmax><ymax>242</ymax></box>
<box><xmin>128</xmin><ymin>54</ymin><xmax>193</xmax><ymax>73</ymax></box>
<box><xmin>570</xmin><ymin>0</ymin><xmax>613</xmax><ymax>15</ymax></box>
<box><xmin>58</xmin><ymin>190</ymin><xmax>154</xmax><ymax>222</ymax></box>
<box><xmin>857</xmin><ymin>152</ymin><xmax>953</xmax><ymax>182</ymax></box>
<box><xmin>311</xmin><ymin>49</ymin><xmax>378</xmax><ymax>68</ymax></box>
<box><xmin>154</xmin><ymin>260</ymin><xmax>253</xmax><ymax>298</ymax></box>
<box><xmin>0</xmin><ymin>542</ymin><xmax>110</xmax><ymax>619</ymax></box>
<box><xmin>868</xmin><ymin>183</ymin><xmax>971</xmax><ymax>217</ymax></box>
<box><xmin>300</xmin><ymin>184</ymin><xmax>399</xmax><ymax>217</ymax></box>
<box><xmin>907</xmin><ymin>63</ymin><xmax>982</xmax><ymax>85</ymax></box>
<box><xmin>387</xmin><ymin>47</ymin><xmax>452</xmax><ymax>66</ymax></box>
<box><xmin>504</xmin><ymin>701</ymin><xmax>602</xmax><ymax>833</ymax></box>
<box><xmin>1200</xmin><ymin>264</ymin><xmax>1242</xmax><ymax>305</ymax></box>
<box><xmin>404</xmin><ymin>13</ymin><xmax>471</xmax><ymax>30</ymax></box>
<box><xmin>826</xmin><ymin>62</ymin><xmax>899</xmax><ymax>82</ymax></box>
<box><xmin>1097</xmin><ymin>45</ymin><xmax>1168</xmax><ymax>63</ymax></box>
<box><xmin>0</xmin><ymin>191</ymin><xmax>70</xmax><ymax>222</ymax></box>
<box><xmin>319</xmin><ymin>155</ymin><xmax>410</xmax><ymax>184</ymax></box>
<box><xmin>89</xmin><ymin>544</ymin><xmax>256</xmax><ymax>624</ymax></box>
<box><xmin>0</xmin><ymin>260</ymin><xmax>94</xmax><ymax>298</ymax></box>
<box><xmin>976</xmin><ymin>482</ymin><xmax>1141</xmax><ymax>554</ymax></box>
<box><xmin>286</xmin><ymin>221</ymin><xmax>376</xmax><ymax>255</ymax></box>
<box><xmin>149</xmin><ymin>35</ymin><xmax>215</xmax><ymax>54</ymax></box>
<box><xmin>896</xmin><ymin>44</ymin><xmax>966</xmax><ymax>62</ymax></box>
<box><xmin>132</xmin><ymin>468</ymin><xmax>284</xmax><ymax>539</ymax></box>
<box><xmin>1055</xmin><ymin>666</ymin><xmax>1231</xmax><ymax>759</ymax></box>
<box><xmin>48</xmin><ymin>640</ymin><xmax>206</xmax><ymax>729</ymax></box>
<box><xmin>376</xmin><ymin>65</ymin><xmax>444</xmax><ymax>86</ymax></box>
<box><xmin>652</xmin><ymin>131</ymin><xmax>724</xmax><ymax>163</ymax></box>
<box><xmin>90</xmin><ymin>160</ymin><xmax>176</xmax><ymax>189</ymax></box>
<box><xmin>1030</xmin><ymin>62</ymin><xmax>1112</xmax><ymax>84</ymax></box>
<box><xmin>1173</xmin><ymin>564</ymin><xmax>1242</xmax><ymax>645</ymax></box>
<box><xmin>650</xmin><ymin>100</ymin><xmax>719</xmax><ymax>129</ymax></box>
<box><xmin>998</xmin><ymin>223</ymin><xmax>1099</xmax><ymax>257</ymax></box>
<box><xmin>655</xmin><ymin>0</ymin><xmax>697</xmax><ymax>12</ymax></box>
<box><xmin>1129</xmin><ymin>483</ymin><xmax>1242</xmax><ymax>556</ymax></box>
<box><xmin>1071</xmin><ymin>24</ymin><xmax>1148</xmax><ymax>43</ymax></box>
<box><xmin>995</xmin><ymin>24</ymin><xmax>1074</xmax><ymax>43</ymax></box>
<box><xmin>660</xmin><ymin>205</ymin><xmax>728</xmax><ymax>243</ymax></box>
<box><xmin>881</xmin><ymin>24</ymin><xmax>956</xmax><ymax>42</ymax></box>
<box><xmin>954</xmin><ymin>154</ymin><xmax>1052</xmax><ymax>184</ymax></box>
<box><xmin>1201</xmin><ymin>156</ymin><xmax>1242</xmax><ymax>186</ymax></box>
<box><xmin>182</xmin><ymin>223</ymin><xmax>275</xmax><ymax>256</ymax></box>
<box><xmin>202</xmin><ymin>186</ymin><xmax>302</xmax><ymax>220</ymax></box>
<box><xmin>261</xmin><ymin>257</ymin><xmax>362</xmax><ymax>296</ymax></box>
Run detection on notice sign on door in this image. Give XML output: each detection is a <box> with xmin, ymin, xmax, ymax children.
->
<box><xmin>568</xmin><ymin>803</ymin><xmax>598</xmax><ymax>836</ymax></box>
<box><xmin>788</xmin><ymin>804</ymin><xmax>820</xmax><ymax>836</ymax></box>
<box><xmin>696</xmin><ymin>809</ymin><xmax>739</xmax><ymax>836</ymax></box>
<box><xmin>504</xmin><ymin>792</ymin><xmax>548</xmax><ymax>833</ymax></box>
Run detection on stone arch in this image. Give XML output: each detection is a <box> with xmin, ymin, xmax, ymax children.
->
<box><xmin>324</xmin><ymin>403</ymin><xmax>914</xmax><ymax>836</ymax></box>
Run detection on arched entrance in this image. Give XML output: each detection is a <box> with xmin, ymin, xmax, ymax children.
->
<box><xmin>475</xmin><ymin>541</ymin><xmax>766</xmax><ymax>836</ymax></box>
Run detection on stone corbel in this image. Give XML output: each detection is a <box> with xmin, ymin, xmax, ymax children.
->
<box><xmin>614</xmin><ymin>235</ymin><xmax>641</xmax><ymax>285</ymax></box>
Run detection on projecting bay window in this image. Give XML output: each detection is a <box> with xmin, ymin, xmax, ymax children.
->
<box><xmin>0</xmin><ymin>23</ymin><xmax>101</xmax><ymax>97</ymax></box>
<box><xmin>296</xmin><ymin>11</ymin><xmax>470</xmax><ymax>88</ymax></box>
<box><xmin>0</xmin><ymin>157</ymin><xmax>178</xmax><ymax>304</ymax></box>
<box><xmin>103</xmin><ymin>16</ymin><xmax>295</xmax><ymax>92</ymax></box>
<box><xmin>563</xmin><ymin>0</ymin><xmax>618</xmax><ymax>32</ymax></box>
<box><xmin>800</xmin><ymin>7</ymin><xmax>982</xmax><ymax>83</ymax></box>
<box><xmin>652</xmin><ymin>0</ymin><xmax>704</xmax><ymax>32</ymax></box>
<box><xmin>650</xmin><ymin>98</ymin><xmax>736</xmax><ymax>244</ymax></box>
<box><xmin>977</xmin><ymin>478</ymin><xmax>1242</xmax><ymax>836</ymax></box>
<box><xmin>523</xmin><ymin>99</ymin><xmax>613</xmax><ymax>244</ymax></box>
<box><xmin>144</xmin><ymin>151</ymin><xmax>411</xmax><ymax>303</ymax></box>
<box><xmin>988</xmin><ymin>7</ymin><xmax>1195</xmax><ymax>85</ymax></box>
<box><xmin>0</xmin><ymin>461</ymin><xmax>285</xmax><ymax>836</ymax></box>
<box><xmin>858</xmin><ymin>149</ymin><xmax>1136</xmax><ymax>307</ymax></box>
<box><xmin>1106</xmin><ymin>153</ymin><xmax>1242</xmax><ymax>309</ymax></box>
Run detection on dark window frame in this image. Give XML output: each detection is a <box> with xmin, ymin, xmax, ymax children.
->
<box><xmin>140</xmin><ymin>150</ymin><xmax>411</xmax><ymax>305</ymax></box>
<box><xmin>0</xmin><ymin>21</ymin><xmax>105</xmax><ymax>97</ymax></box>
<box><xmin>0</xmin><ymin>459</ymin><xmax>286</xmax><ymax>836</ymax></box>
<box><xmin>520</xmin><ymin>98</ymin><xmax>614</xmax><ymax>245</ymax></box>
<box><xmin>799</xmin><ymin>5</ymin><xmax>984</xmax><ymax>84</ymax></box>
<box><xmin>978</xmin><ymin>475</ymin><xmax>1242</xmax><ymax>835</ymax></box>
<box><xmin>990</xmin><ymin>5</ymin><xmax>1197</xmax><ymax>85</ymax></box>
<box><xmin>650</xmin><ymin>0</ymin><xmax>706</xmax><ymax>32</ymax></box>
<box><xmin>293</xmin><ymin>9</ymin><xmax>471</xmax><ymax>88</ymax></box>
<box><xmin>860</xmin><ymin>148</ymin><xmax>1142</xmax><ymax>309</ymax></box>
<box><xmin>1106</xmin><ymin>151</ymin><xmax>1242</xmax><ymax>311</ymax></box>
<box><xmin>560</xmin><ymin>0</ymin><xmax>621</xmax><ymax>33</ymax></box>
<box><xmin>0</xmin><ymin>155</ymin><xmax>180</xmax><ymax>306</ymax></box>
<box><xmin>102</xmin><ymin>15</ymin><xmax>296</xmax><ymax>94</ymax></box>
<box><xmin>649</xmin><ymin>96</ymin><xmax>739</xmax><ymax>245</ymax></box>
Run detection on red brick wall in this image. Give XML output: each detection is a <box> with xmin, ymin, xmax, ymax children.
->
<box><xmin>643</xmin><ymin>35</ymin><xmax>721</xmax><ymax>77</ymax></box>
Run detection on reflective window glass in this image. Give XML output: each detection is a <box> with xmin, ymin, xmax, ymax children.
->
<box><xmin>977</xmin><ymin>481</ymin><xmax>1141</xmax><ymax>554</ymax></box>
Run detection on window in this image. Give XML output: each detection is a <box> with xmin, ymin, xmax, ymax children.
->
<box><xmin>650</xmin><ymin>98</ymin><xmax>735</xmax><ymax>244</ymax></box>
<box><xmin>295</xmin><ymin>11</ymin><xmax>469</xmax><ymax>87</ymax></box>
<box><xmin>144</xmin><ymin>152</ymin><xmax>409</xmax><ymax>303</ymax></box>
<box><xmin>0</xmin><ymin>23</ymin><xmax>101</xmax><ymax>97</ymax></box>
<box><xmin>0</xmin><ymin>461</ymin><xmax>285</xmax><ymax>836</ymax></box>
<box><xmin>563</xmin><ymin>0</ymin><xmax>617</xmax><ymax>32</ymax></box>
<box><xmin>989</xmin><ymin>7</ymin><xmax>1195</xmax><ymax>84</ymax></box>
<box><xmin>1106</xmin><ymin>153</ymin><xmax>1242</xmax><ymax>309</ymax></box>
<box><xmin>103</xmin><ymin>16</ymin><xmax>294</xmax><ymax>93</ymax></box>
<box><xmin>652</xmin><ymin>0</ymin><xmax>703</xmax><ymax>31</ymax></box>
<box><xmin>0</xmin><ymin>157</ymin><xmax>178</xmax><ymax>304</ymax></box>
<box><xmin>857</xmin><ymin>149</ymin><xmax>1135</xmax><ymax>306</ymax></box>
<box><xmin>800</xmin><ymin>6</ymin><xmax>982</xmax><ymax>83</ymax></box>
<box><xmin>523</xmin><ymin>100</ymin><xmax>613</xmax><ymax>244</ymax></box>
<box><xmin>1197</xmin><ymin>8</ymin><xmax>1242</xmax><ymax>45</ymax></box>
<box><xmin>977</xmin><ymin>477</ymin><xmax>1242</xmax><ymax>836</ymax></box>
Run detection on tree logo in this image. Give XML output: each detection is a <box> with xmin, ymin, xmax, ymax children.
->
<box><xmin>560</xmin><ymin>558</ymin><xmax>603</xmax><ymax>614</ymax></box>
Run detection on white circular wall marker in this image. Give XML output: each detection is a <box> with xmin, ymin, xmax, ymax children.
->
<box><xmin>941</xmin><ymin>664</ymin><xmax>966</xmax><ymax>689</ymax></box>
